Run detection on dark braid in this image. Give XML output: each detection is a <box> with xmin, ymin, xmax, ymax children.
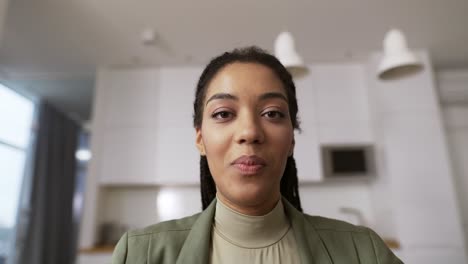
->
<box><xmin>200</xmin><ymin>156</ymin><xmax>216</xmax><ymax>209</ymax></box>
<box><xmin>280</xmin><ymin>157</ymin><xmax>302</xmax><ymax>212</ymax></box>
<box><xmin>194</xmin><ymin>46</ymin><xmax>303</xmax><ymax>212</ymax></box>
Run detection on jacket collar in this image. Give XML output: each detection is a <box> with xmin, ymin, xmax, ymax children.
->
<box><xmin>176</xmin><ymin>199</ymin><xmax>216</xmax><ymax>264</ymax></box>
<box><xmin>176</xmin><ymin>197</ymin><xmax>331</xmax><ymax>264</ymax></box>
<box><xmin>282</xmin><ymin>198</ymin><xmax>333</xmax><ymax>264</ymax></box>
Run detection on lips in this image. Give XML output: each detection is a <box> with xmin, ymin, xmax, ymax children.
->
<box><xmin>231</xmin><ymin>155</ymin><xmax>266</xmax><ymax>175</ymax></box>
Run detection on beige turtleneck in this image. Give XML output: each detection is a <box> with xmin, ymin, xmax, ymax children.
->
<box><xmin>209</xmin><ymin>197</ymin><xmax>300</xmax><ymax>264</ymax></box>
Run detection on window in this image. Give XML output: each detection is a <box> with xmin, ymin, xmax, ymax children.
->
<box><xmin>0</xmin><ymin>84</ymin><xmax>36</xmax><ymax>263</ymax></box>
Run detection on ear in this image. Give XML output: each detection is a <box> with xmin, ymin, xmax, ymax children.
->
<box><xmin>195</xmin><ymin>127</ymin><xmax>206</xmax><ymax>156</ymax></box>
<box><xmin>288</xmin><ymin>137</ymin><xmax>295</xmax><ymax>157</ymax></box>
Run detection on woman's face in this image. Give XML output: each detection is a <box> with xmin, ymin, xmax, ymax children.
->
<box><xmin>196</xmin><ymin>62</ymin><xmax>295</xmax><ymax>215</ymax></box>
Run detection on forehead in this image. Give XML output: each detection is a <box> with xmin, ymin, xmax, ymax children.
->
<box><xmin>205</xmin><ymin>62</ymin><xmax>286</xmax><ymax>99</ymax></box>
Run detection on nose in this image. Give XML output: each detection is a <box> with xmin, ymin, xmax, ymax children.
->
<box><xmin>234</xmin><ymin>112</ymin><xmax>265</xmax><ymax>145</ymax></box>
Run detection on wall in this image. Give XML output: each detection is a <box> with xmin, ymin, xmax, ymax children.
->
<box><xmin>443</xmin><ymin>105</ymin><xmax>468</xmax><ymax>255</ymax></box>
<box><xmin>438</xmin><ymin>69</ymin><xmax>468</xmax><ymax>254</ymax></box>
<box><xmin>294</xmin><ymin>63</ymin><xmax>373</xmax><ymax>182</ymax></box>
<box><xmin>366</xmin><ymin>52</ymin><xmax>466</xmax><ymax>263</ymax></box>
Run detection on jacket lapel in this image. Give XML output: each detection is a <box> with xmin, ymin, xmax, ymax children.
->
<box><xmin>283</xmin><ymin>198</ymin><xmax>333</xmax><ymax>264</ymax></box>
<box><xmin>176</xmin><ymin>198</ymin><xmax>333</xmax><ymax>264</ymax></box>
<box><xmin>176</xmin><ymin>199</ymin><xmax>216</xmax><ymax>264</ymax></box>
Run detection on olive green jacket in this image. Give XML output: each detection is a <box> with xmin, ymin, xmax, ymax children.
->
<box><xmin>112</xmin><ymin>198</ymin><xmax>403</xmax><ymax>264</ymax></box>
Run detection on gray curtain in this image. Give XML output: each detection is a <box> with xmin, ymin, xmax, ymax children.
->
<box><xmin>15</xmin><ymin>102</ymin><xmax>80</xmax><ymax>264</ymax></box>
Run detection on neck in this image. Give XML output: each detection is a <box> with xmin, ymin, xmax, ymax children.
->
<box><xmin>216</xmin><ymin>193</ymin><xmax>281</xmax><ymax>216</ymax></box>
<box><xmin>214</xmin><ymin>196</ymin><xmax>290</xmax><ymax>248</ymax></box>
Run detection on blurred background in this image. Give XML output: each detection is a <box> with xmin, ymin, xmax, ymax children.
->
<box><xmin>0</xmin><ymin>0</ymin><xmax>468</xmax><ymax>263</ymax></box>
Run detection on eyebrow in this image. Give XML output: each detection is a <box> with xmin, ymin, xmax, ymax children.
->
<box><xmin>205</xmin><ymin>93</ymin><xmax>238</xmax><ymax>105</ymax></box>
<box><xmin>206</xmin><ymin>92</ymin><xmax>288</xmax><ymax>106</ymax></box>
<box><xmin>258</xmin><ymin>92</ymin><xmax>288</xmax><ymax>103</ymax></box>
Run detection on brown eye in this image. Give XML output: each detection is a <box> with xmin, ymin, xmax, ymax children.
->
<box><xmin>212</xmin><ymin>111</ymin><xmax>234</xmax><ymax>121</ymax></box>
<box><xmin>262</xmin><ymin>111</ymin><xmax>285</xmax><ymax>119</ymax></box>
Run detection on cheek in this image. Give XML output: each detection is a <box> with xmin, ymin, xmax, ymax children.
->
<box><xmin>269</xmin><ymin>126</ymin><xmax>294</xmax><ymax>148</ymax></box>
<box><xmin>201</xmin><ymin>124</ymin><xmax>231</xmax><ymax>159</ymax></box>
<box><xmin>202</xmin><ymin>128</ymin><xmax>230</xmax><ymax>186</ymax></box>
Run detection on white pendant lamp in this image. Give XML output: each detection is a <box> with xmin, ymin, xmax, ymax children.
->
<box><xmin>377</xmin><ymin>29</ymin><xmax>423</xmax><ymax>80</ymax></box>
<box><xmin>274</xmin><ymin>31</ymin><xmax>308</xmax><ymax>78</ymax></box>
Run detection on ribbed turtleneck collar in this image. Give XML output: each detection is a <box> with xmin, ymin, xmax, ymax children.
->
<box><xmin>213</xmin><ymin>197</ymin><xmax>291</xmax><ymax>248</ymax></box>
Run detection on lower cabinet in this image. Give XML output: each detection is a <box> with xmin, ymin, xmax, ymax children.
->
<box><xmin>76</xmin><ymin>253</ymin><xmax>113</xmax><ymax>264</ymax></box>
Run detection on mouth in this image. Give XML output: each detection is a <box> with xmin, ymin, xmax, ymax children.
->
<box><xmin>231</xmin><ymin>155</ymin><xmax>266</xmax><ymax>175</ymax></box>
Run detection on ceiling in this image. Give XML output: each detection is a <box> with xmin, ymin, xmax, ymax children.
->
<box><xmin>0</xmin><ymin>0</ymin><xmax>467</xmax><ymax>121</ymax></box>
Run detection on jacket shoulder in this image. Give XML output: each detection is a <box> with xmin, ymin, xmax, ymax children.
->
<box><xmin>303</xmin><ymin>214</ymin><xmax>368</xmax><ymax>233</ymax></box>
<box><xmin>129</xmin><ymin>212</ymin><xmax>202</xmax><ymax>237</ymax></box>
<box><xmin>112</xmin><ymin>212</ymin><xmax>202</xmax><ymax>264</ymax></box>
<box><xmin>301</xmin><ymin>214</ymin><xmax>403</xmax><ymax>263</ymax></box>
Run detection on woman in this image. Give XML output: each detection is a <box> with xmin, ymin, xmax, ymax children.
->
<box><xmin>112</xmin><ymin>47</ymin><xmax>403</xmax><ymax>264</ymax></box>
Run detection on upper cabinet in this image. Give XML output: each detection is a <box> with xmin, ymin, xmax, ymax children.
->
<box><xmin>91</xmin><ymin>64</ymin><xmax>375</xmax><ymax>185</ymax></box>
<box><xmin>91</xmin><ymin>67</ymin><xmax>202</xmax><ymax>185</ymax></box>
<box><xmin>93</xmin><ymin>68</ymin><xmax>160</xmax><ymax>185</ymax></box>
<box><xmin>294</xmin><ymin>73</ymin><xmax>322</xmax><ymax>182</ymax></box>
<box><xmin>154</xmin><ymin>68</ymin><xmax>202</xmax><ymax>184</ymax></box>
<box><xmin>293</xmin><ymin>63</ymin><xmax>374</xmax><ymax>182</ymax></box>
<box><xmin>102</xmin><ymin>69</ymin><xmax>159</xmax><ymax>127</ymax></box>
<box><xmin>313</xmin><ymin>64</ymin><xmax>374</xmax><ymax>144</ymax></box>
<box><xmin>364</xmin><ymin>52</ymin><xmax>467</xmax><ymax>261</ymax></box>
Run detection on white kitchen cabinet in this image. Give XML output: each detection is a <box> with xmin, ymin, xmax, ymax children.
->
<box><xmin>94</xmin><ymin>67</ymin><xmax>204</xmax><ymax>185</ymax></box>
<box><xmin>395</xmin><ymin>203</ymin><xmax>464</xmax><ymax>248</ymax></box>
<box><xmin>93</xmin><ymin>68</ymin><xmax>160</xmax><ymax>185</ymax></box>
<box><xmin>311</xmin><ymin>64</ymin><xmax>374</xmax><ymax>144</ymax></box>
<box><xmin>80</xmin><ymin>68</ymin><xmax>161</xmax><ymax>249</ymax></box>
<box><xmin>294</xmin><ymin>127</ymin><xmax>322</xmax><ymax>182</ymax></box>
<box><xmin>365</xmin><ymin>51</ymin><xmax>467</xmax><ymax>262</ymax></box>
<box><xmin>371</xmin><ymin>55</ymin><xmax>439</xmax><ymax>115</ymax></box>
<box><xmin>294</xmin><ymin>63</ymin><xmax>375</xmax><ymax>181</ymax></box>
<box><xmin>99</xmin><ymin>126</ymin><xmax>158</xmax><ymax>185</ymax></box>
<box><xmin>154</xmin><ymin>67</ymin><xmax>202</xmax><ymax>184</ymax></box>
<box><xmin>318</xmin><ymin>121</ymin><xmax>374</xmax><ymax>144</ymax></box>
<box><xmin>294</xmin><ymin>71</ymin><xmax>321</xmax><ymax>182</ymax></box>
<box><xmin>381</xmin><ymin>113</ymin><xmax>452</xmax><ymax>187</ymax></box>
<box><xmin>312</xmin><ymin>64</ymin><xmax>371</xmax><ymax>125</ymax></box>
<box><xmin>76</xmin><ymin>253</ymin><xmax>112</xmax><ymax>264</ymax></box>
<box><xmin>444</xmin><ymin>108</ymin><xmax>468</xmax><ymax>254</ymax></box>
<box><xmin>102</xmin><ymin>69</ymin><xmax>159</xmax><ymax>127</ymax></box>
<box><xmin>401</xmin><ymin>248</ymin><xmax>466</xmax><ymax>264</ymax></box>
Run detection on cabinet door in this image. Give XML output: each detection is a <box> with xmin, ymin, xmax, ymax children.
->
<box><xmin>154</xmin><ymin>68</ymin><xmax>201</xmax><ymax>184</ymax></box>
<box><xmin>102</xmin><ymin>69</ymin><xmax>159</xmax><ymax>128</ymax></box>
<box><xmin>99</xmin><ymin>126</ymin><xmax>158</xmax><ymax>185</ymax></box>
<box><xmin>294</xmin><ymin>128</ymin><xmax>322</xmax><ymax>182</ymax></box>
<box><xmin>76</xmin><ymin>253</ymin><xmax>112</xmax><ymax>264</ymax></box>
<box><xmin>313</xmin><ymin>64</ymin><xmax>373</xmax><ymax>144</ymax></box>
<box><xmin>95</xmin><ymin>68</ymin><xmax>159</xmax><ymax>185</ymax></box>
<box><xmin>294</xmin><ymin>73</ymin><xmax>322</xmax><ymax>182</ymax></box>
<box><xmin>382</xmin><ymin>113</ymin><xmax>465</xmax><ymax>248</ymax></box>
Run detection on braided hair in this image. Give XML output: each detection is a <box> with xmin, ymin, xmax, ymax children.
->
<box><xmin>193</xmin><ymin>46</ymin><xmax>303</xmax><ymax>212</ymax></box>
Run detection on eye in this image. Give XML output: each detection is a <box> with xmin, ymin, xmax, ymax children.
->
<box><xmin>262</xmin><ymin>110</ymin><xmax>285</xmax><ymax>119</ymax></box>
<box><xmin>211</xmin><ymin>110</ymin><xmax>234</xmax><ymax>121</ymax></box>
